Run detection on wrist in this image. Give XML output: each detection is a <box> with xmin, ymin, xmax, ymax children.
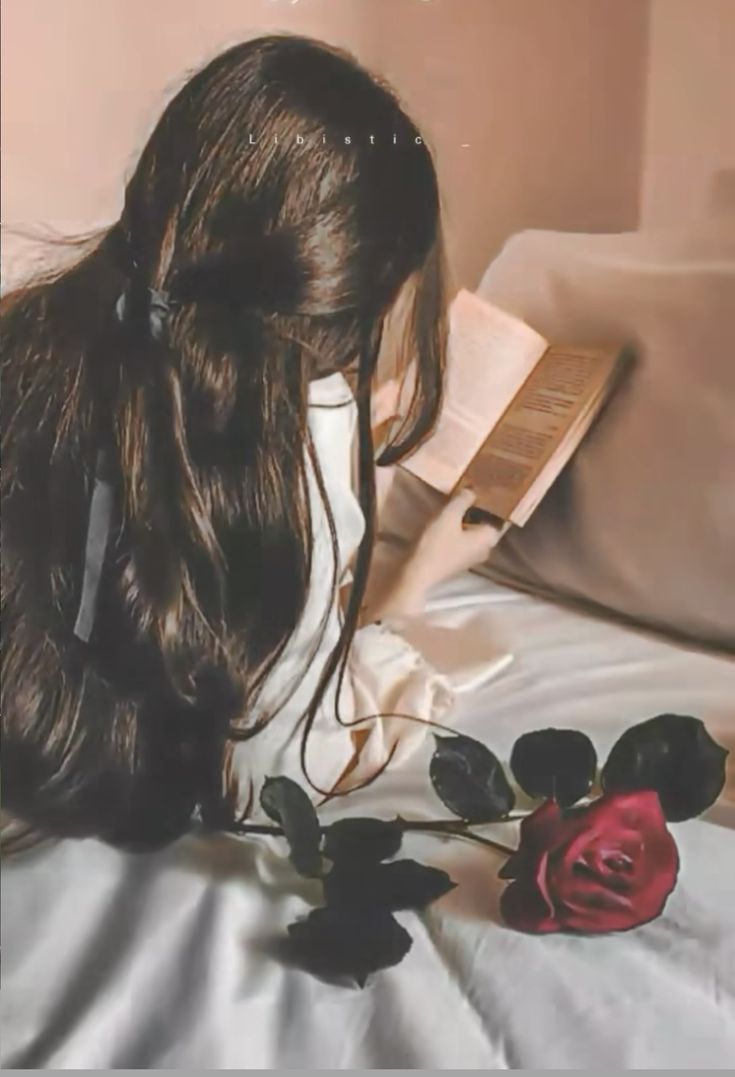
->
<box><xmin>382</xmin><ymin>562</ymin><xmax>429</xmax><ymax>619</ymax></box>
<box><xmin>360</xmin><ymin>565</ymin><xmax>427</xmax><ymax>624</ymax></box>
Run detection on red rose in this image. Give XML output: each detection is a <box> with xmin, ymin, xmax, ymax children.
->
<box><xmin>500</xmin><ymin>791</ymin><xmax>679</xmax><ymax>934</ymax></box>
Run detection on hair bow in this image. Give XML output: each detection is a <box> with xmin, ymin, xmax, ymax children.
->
<box><xmin>114</xmin><ymin>285</ymin><xmax>173</xmax><ymax>342</ymax></box>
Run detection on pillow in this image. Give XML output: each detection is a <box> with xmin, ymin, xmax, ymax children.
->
<box><xmin>471</xmin><ymin>225</ymin><xmax>735</xmax><ymax>652</ymax></box>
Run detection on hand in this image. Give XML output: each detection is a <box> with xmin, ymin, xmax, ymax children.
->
<box><xmin>406</xmin><ymin>485</ymin><xmax>500</xmax><ymax>592</ymax></box>
<box><xmin>367</xmin><ymin>488</ymin><xmax>501</xmax><ymax>621</ymax></box>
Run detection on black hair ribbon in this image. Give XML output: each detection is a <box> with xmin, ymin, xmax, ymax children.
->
<box><xmin>73</xmin><ymin>447</ymin><xmax>115</xmax><ymax>642</ymax></box>
<box><xmin>72</xmin><ymin>280</ymin><xmax>172</xmax><ymax>643</ymax></box>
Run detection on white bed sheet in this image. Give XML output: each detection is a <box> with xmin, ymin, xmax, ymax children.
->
<box><xmin>2</xmin><ymin>570</ymin><xmax>734</xmax><ymax>1069</ymax></box>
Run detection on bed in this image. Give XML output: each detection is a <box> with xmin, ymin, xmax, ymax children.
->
<box><xmin>3</xmin><ymin>563</ymin><xmax>734</xmax><ymax>1069</ymax></box>
<box><xmin>4</xmin><ymin>225</ymin><xmax>734</xmax><ymax>1068</ymax></box>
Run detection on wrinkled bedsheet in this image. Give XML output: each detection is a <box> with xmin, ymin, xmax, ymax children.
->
<box><xmin>2</xmin><ymin>570</ymin><xmax>734</xmax><ymax>1069</ymax></box>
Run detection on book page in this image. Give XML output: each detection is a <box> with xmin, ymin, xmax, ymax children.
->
<box><xmin>465</xmin><ymin>345</ymin><xmax>621</xmax><ymax>523</ymax></box>
<box><xmin>509</xmin><ymin>391</ymin><xmax>605</xmax><ymax>523</ymax></box>
<box><xmin>400</xmin><ymin>289</ymin><xmax>548</xmax><ymax>494</ymax></box>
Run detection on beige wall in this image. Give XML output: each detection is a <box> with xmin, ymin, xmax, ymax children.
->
<box><xmin>362</xmin><ymin>0</ymin><xmax>648</xmax><ymax>287</ymax></box>
<box><xmin>2</xmin><ymin>0</ymin><xmax>648</xmax><ymax>292</ymax></box>
<box><xmin>640</xmin><ymin>0</ymin><xmax>735</xmax><ymax>227</ymax></box>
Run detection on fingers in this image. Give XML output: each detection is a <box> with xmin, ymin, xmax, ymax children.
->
<box><xmin>466</xmin><ymin>521</ymin><xmax>499</xmax><ymax>555</ymax></box>
<box><xmin>463</xmin><ymin>506</ymin><xmax>497</xmax><ymax>527</ymax></box>
<box><xmin>454</xmin><ymin>519</ymin><xmax>500</xmax><ymax>570</ymax></box>
<box><xmin>453</xmin><ymin>486</ymin><xmax>477</xmax><ymax>509</ymax></box>
<box><xmin>441</xmin><ymin>485</ymin><xmax>477</xmax><ymax>523</ymax></box>
<box><xmin>454</xmin><ymin>488</ymin><xmax>500</xmax><ymax>561</ymax></box>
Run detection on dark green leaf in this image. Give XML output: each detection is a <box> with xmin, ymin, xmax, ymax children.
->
<box><xmin>260</xmin><ymin>776</ymin><xmax>322</xmax><ymax>877</ymax></box>
<box><xmin>324</xmin><ymin>859</ymin><xmax>456</xmax><ymax>911</ymax></box>
<box><xmin>323</xmin><ymin>818</ymin><xmax>403</xmax><ymax>865</ymax></box>
<box><xmin>430</xmin><ymin>734</ymin><xmax>515</xmax><ymax>822</ymax></box>
<box><xmin>601</xmin><ymin>713</ymin><xmax>728</xmax><ymax>821</ymax></box>
<box><xmin>510</xmin><ymin>728</ymin><xmax>597</xmax><ymax>806</ymax></box>
<box><xmin>286</xmin><ymin>907</ymin><xmax>412</xmax><ymax>986</ymax></box>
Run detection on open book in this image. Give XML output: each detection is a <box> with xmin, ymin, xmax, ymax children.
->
<box><xmin>400</xmin><ymin>288</ymin><xmax>630</xmax><ymax>537</ymax></box>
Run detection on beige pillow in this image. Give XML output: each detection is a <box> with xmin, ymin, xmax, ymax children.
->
<box><xmin>471</xmin><ymin>225</ymin><xmax>735</xmax><ymax>652</ymax></box>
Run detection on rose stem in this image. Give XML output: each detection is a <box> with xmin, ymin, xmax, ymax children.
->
<box><xmin>441</xmin><ymin>830</ymin><xmax>516</xmax><ymax>856</ymax></box>
<box><xmin>398</xmin><ymin>820</ymin><xmax>516</xmax><ymax>855</ymax></box>
<box><xmin>230</xmin><ymin>819</ymin><xmax>517</xmax><ymax>856</ymax></box>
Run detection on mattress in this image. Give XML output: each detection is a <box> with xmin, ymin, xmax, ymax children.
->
<box><xmin>2</xmin><ymin>569</ymin><xmax>734</xmax><ymax>1069</ymax></box>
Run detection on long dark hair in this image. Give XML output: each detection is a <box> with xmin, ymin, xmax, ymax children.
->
<box><xmin>1</xmin><ymin>34</ymin><xmax>448</xmax><ymax>850</ymax></box>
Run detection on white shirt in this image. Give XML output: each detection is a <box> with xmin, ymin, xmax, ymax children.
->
<box><xmin>231</xmin><ymin>371</ymin><xmax>365</xmax><ymax>807</ymax></box>
<box><xmin>233</xmin><ymin>370</ymin><xmax>454</xmax><ymax>815</ymax></box>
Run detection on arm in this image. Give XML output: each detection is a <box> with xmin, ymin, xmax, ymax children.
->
<box><xmin>360</xmin><ymin>487</ymin><xmax>500</xmax><ymax>624</ymax></box>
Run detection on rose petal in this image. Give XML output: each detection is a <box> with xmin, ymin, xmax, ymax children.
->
<box><xmin>549</xmin><ymin>851</ymin><xmax>636</xmax><ymax>931</ymax></box>
<box><xmin>560</xmin><ymin>880</ymin><xmax>634</xmax><ymax>920</ymax></box>
<box><xmin>497</xmin><ymin>850</ymin><xmax>526</xmax><ymax>881</ymax></box>
<box><xmin>532</xmin><ymin>850</ymin><xmax>557</xmax><ymax>918</ymax></box>
<box><xmin>623</xmin><ymin>832</ymin><xmax>680</xmax><ymax>924</ymax></box>
<box><xmin>499</xmin><ymin>800</ymin><xmax>565</xmax><ymax>881</ymax></box>
<box><xmin>587</xmin><ymin>789</ymin><xmax>666</xmax><ymax>832</ymax></box>
<box><xmin>641</xmin><ymin>827</ymin><xmax>679</xmax><ymax>878</ymax></box>
<box><xmin>500</xmin><ymin>879</ymin><xmax>560</xmax><ymax>934</ymax></box>
<box><xmin>501</xmin><ymin>791</ymin><xmax>680</xmax><ymax>936</ymax></box>
<box><xmin>519</xmin><ymin>799</ymin><xmax>565</xmax><ymax>850</ymax></box>
<box><xmin>563</xmin><ymin>901</ymin><xmax>641</xmax><ymax>934</ymax></box>
<box><xmin>562</xmin><ymin>797</ymin><xmax>678</xmax><ymax>932</ymax></box>
<box><xmin>568</xmin><ymin>835</ymin><xmax>640</xmax><ymax>885</ymax></box>
<box><xmin>556</xmin><ymin>823</ymin><xmax>606</xmax><ymax>876</ymax></box>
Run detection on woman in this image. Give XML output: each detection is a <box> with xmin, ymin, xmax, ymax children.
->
<box><xmin>1</xmin><ymin>33</ymin><xmax>497</xmax><ymax>853</ymax></box>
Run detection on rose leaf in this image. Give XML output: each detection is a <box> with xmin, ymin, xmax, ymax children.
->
<box><xmin>601</xmin><ymin>713</ymin><xmax>728</xmax><ymax>821</ymax></box>
<box><xmin>430</xmin><ymin>734</ymin><xmax>515</xmax><ymax>822</ymax></box>
<box><xmin>260</xmin><ymin>776</ymin><xmax>322</xmax><ymax>877</ymax></box>
<box><xmin>324</xmin><ymin>859</ymin><xmax>456</xmax><ymax>912</ymax></box>
<box><xmin>286</xmin><ymin>907</ymin><xmax>413</xmax><ymax>986</ymax></box>
<box><xmin>510</xmin><ymin>728</ymin><xmax>597</xmax><ymax>806</ymax></box>
<box><xmin>322</xmin><ymin>818</ymin><xmax>404</xmax><ymax>865</ymax></box>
